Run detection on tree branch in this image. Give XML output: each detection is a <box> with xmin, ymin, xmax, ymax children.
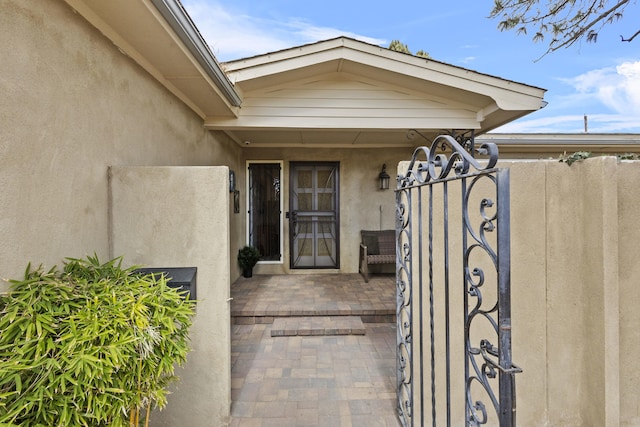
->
<box><xmin>621</xmin><ymin>29</ymin><xmax>640</xmax><ymax>42</ymax></box>
<box><xmin>547</xmin><ymin>0</ymin><xmax>631</xmax><ymax>52</ymax></box>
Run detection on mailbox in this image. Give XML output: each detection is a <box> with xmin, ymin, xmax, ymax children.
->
<box><xmin>134</xmin><ymin>267</ymin><xmax>197</xmax><ymax>301</ymax></box>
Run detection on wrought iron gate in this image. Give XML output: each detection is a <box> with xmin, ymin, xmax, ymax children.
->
<box><xmin>395</xmin><ymin>134</ymin><xmax>521</xmax><ymax>427</ymax></box>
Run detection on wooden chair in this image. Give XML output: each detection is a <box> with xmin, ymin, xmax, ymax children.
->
<box><xmin>359</xmin><ymin>230</ymin><xmax>395</xmax><ymax>282</ymax></box>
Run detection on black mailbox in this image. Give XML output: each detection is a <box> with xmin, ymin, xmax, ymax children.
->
<box><xmin>134</xmin><ymin>267</ymin><xmax>197</xmax><ymax>301</ymax></box>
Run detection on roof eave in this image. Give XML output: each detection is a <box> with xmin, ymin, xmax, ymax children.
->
<box><xmin>225</xmin><ymin>36</ymin><xmax>546</xmax><ymax>97</ymax></box>
<box><xmin>150</xmin><ymin>0</ymin><xmax>241</xmax><ymax>107</ymax></box>
<box><xmin>224</xmin><ymin>37</ymin><xmax>546</xmax><ymax>124</ymax></box>
<box><xmin>63</xmin><ymin>0</ymin><xmax>242</xmax><ymax>118</ymax></box>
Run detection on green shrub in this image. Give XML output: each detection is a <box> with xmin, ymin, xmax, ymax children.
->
<box><xmin>0</xmin><ymin>255</ymin><xmax>195</xmax><ymax>427</ymax></box>
<box><xmin>559</xmin><ymin>151</ymin><xmax>592</xmax><ymax>165</ymax></box>
<box><xmin>237</xmin><ymin>246</ymin><xmax>261</xmax><ymax>270</ymax></box>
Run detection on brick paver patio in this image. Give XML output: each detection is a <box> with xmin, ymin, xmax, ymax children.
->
<box><xmin>229</xmin><ymin>274</ymin><xmax>401</xmax><ymax>427</ymax></box>
<box><xmin>231</xmin><ymin>274</ymin><xmax>395</xmax><ymax>324</ymax></box>
<box><xmin>230</xmin><ymin>323</ymin><xmax>401</xmax><ymax>427</ymax></box>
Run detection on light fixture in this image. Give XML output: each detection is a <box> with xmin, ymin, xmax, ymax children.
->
<box><xmin>378</xmin><ymin>164</ymin><xmax>390</xmax><ymax>190</ymax></box>
<box><xmin>229</xmin><ymin>170</ymin><xmax>236</xmax><ymax>192</ymax></box>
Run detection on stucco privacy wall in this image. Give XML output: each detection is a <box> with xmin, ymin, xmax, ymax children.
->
<box><xmin>110</xmin><ymin>166</ymin><xmax>231</xmax><ymax>426</ymax></box>
<box><xmin>616</xmin><ymin>161</ymin><xmax>640</xmax><ymax>426</ymax></box>
<box><xmin>245</xmin><ymin>147</ymin><xmax>408</xmax><ymax>275</ymax></box>
<box><xmin>0</xmin><ymin>0</ymin><xmax>241</xmax><ymax>288</ymax></box>
<box><xmin>399</xmin><ymin>157</ymin><xmax>639</xmax><ymax>426</ymax></box>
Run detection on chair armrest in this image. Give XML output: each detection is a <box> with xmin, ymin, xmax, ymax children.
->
<box><xmin>360</xmin><ymin>243</ymin><xmax>368</xmax><ymax>259</ymax></box>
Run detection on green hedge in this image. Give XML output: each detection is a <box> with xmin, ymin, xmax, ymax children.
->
<box><xmin>0</xmin><ymin>255</ymin><xmax>195</xmax><ymax>426</ymax></box>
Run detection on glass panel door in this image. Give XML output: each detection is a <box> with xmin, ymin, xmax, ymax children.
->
<box><xmin>289</xmin><ymin>162</ymin><xmax>339</xmax><ymax>268</ymax></box>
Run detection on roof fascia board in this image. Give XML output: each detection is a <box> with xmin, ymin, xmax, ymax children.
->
<box><xmin>224</xmin><ymin>37</ymin><xmax>349</xmax><ymax>70</ymax></box>
<box><xmin>477</xmin><ymin>102</ymin><xmax>500</xmax><ymax>122</ymax></box>
<box><xmin>479</xmin><ymin>133</ymin><xmax>640</xmax><ymax>145</ymax></box>
<box><xmin>228</xmin><ymin>41</ymin><xmax>544</xmax><ymax>112</ymax></box>
<box><xmin>480</xmin><ymin>133</ymin><xmax>640</xmax><ymax>154</ymax></box>
<box><xmin>150</xmin><ymin>0</ymin><xmax>241</xmax><ymax>107</ymax></box>
<box><xmin>225</xmin><ymin>50</ymin><xmax>345</xmax><ymax>83</ymax></box>
<box><xmin>334</xmin><ymin>49</ymin><xmax>546</xmax><ymax>111</ymax></box>
<box><xmin>345</xmin><ymin>39</ymin><xmax>544</xmax><ymax>92</ymax></box>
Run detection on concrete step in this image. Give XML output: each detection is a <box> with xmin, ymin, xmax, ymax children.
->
<box><xmin>270</xmin><ymin>316</ymin><xmax>366</xmax><ymax>337</ymax></box>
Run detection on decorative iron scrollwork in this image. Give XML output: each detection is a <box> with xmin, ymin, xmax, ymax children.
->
<box><xmin>396</xmin><ymin>133</ymin><xmax>519</xmax><ymax>427</ymax></box>
<box><xmin>396</xmin><ymin>186</ymin><xmax>413</xmax><ymax>427</ymax></box>
<box><xmin>398</xmin><ymin>133</ymin><xmax>499</xmax><ymax>190</ymax></box>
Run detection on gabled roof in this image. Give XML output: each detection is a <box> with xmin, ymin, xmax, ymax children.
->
<box><xmin>63</xmin><ymin>1</ymin><xmax>546</xmax><ymax>149</ymax></box>
<box><xmin>210</xmin><ymin>37</ymin><xmax>546</xmax><ymax>148</ymax></box>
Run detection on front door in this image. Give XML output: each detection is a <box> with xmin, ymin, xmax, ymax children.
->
<box><xmin>289</xmin><ymin>162</ymin><xmax>339</xmax><ymax>269</ymax></box>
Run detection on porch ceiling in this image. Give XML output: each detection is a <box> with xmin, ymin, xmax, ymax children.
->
<box><xmin>209</xmin><ymin>37</ymin><xmax>547</xmax><ymax>148</ymax></box>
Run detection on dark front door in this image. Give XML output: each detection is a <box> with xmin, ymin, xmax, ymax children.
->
<box><xmin>289</xmin><ymin>162</ymin><xmax>339</xmax><ymax>269</ymax></box>
<box><xmin>248</xmin><ymin>162</ymin><xmax>282</xmax><ymax>261</ymax></box>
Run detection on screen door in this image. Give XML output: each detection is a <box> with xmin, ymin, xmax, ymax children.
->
<box><xmin>289</xmin><ymin>162</ymin><xmax>339</xmax><ymax>268</ymax></box>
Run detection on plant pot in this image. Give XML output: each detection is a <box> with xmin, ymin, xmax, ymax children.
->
<box><xmin>238</xmin><ymin>246</ymin><xmax>260</xmax><ymax>278</ymax></box>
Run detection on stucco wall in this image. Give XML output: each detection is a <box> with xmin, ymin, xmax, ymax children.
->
<box><xmin>241</xmin><ymin>147</ymin><xmax>408</xmax><ymax>275</ymax></box>
<box><xmin>0</xmin><ymin>0</ymin><xmax>241</xmax><ymax>287</ymax></box>
<box><xmin>617</xmin><ymin>161</ymin><xmax>640</xmax><ymax>426</ymax></box>
<box><xmin>110</xmin><ymin>166</ymin><xmax>231</xmax><ymax>427</ymax></box>
<box><xmin>401</xmin><ymin>157</ymin><xmax>639</xmax><ymax>426</ymax></box>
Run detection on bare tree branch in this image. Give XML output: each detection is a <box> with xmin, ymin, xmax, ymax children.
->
<box><xmin>490</xmin><ymin>0</ymin><xmax>636</xmax><ymax>58</ymax></box>
<box><xmin>621</xmin><ymin>29</ymin><xmax>640</xmax><ymax>42</ymax></box>
<box><xmin>546</xmin><ymin>0</ymin><xmax>631</xmax><ymax>53</ymax></box>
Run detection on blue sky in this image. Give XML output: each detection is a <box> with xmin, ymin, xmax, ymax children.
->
<box><xmin>182</xmin><ymin>0</ymin><xmax>640</xmax><ymax>133</ymax></box>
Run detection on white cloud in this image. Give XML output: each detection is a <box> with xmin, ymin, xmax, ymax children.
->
<box><xmin>181</xmin><ymin>1</ymin><xmax>291</xmax><ymax>60</ymax></box>
<box><xmin>182</xmin><ymin>1</ymin><xmax>386</xmax><ymax>61</ymax></box>
<box><xmin>498</xmin><ymin>61</ymin><xmax>640</xmax><ymax>133</ymax></box>
<box><xmin>561</xmin><ymin>61</ymin><xmax>640</xmax><ymax>117</ymax></box>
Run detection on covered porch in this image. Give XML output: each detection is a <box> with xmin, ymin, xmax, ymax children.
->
<box><xmin>214</xmin><ymin>37</ymin><xmax>547</xmax><ymax>278</ymax></box>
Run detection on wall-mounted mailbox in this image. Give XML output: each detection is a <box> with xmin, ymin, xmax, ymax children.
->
<box><xmin>134</xmin><ymin>267</ymin><xmax>197</xmax><ymax>301</ymax></box>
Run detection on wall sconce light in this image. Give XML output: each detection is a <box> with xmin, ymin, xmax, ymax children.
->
<box><xmin>378</xmin><ymin>164</ymin><xmax>390</xmax><ymax>190</ymax></box>
<box><xmin>229</xmin><ymin>170</ymin><xmax>236</xmax><ymax>193</ymax></box>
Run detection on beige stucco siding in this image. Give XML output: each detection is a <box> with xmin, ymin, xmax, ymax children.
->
<box><xmin>618</xmin><ymin>161</ymin><xmax>640</xmax><ymax>426</ymax></box>
<box><xmin>507</xmin><ymin>161</ymin><xmax>548</xmax><ymax>425</ymax></box>
<box><xmin>0</xmin><ymin>0</ymin><xmax>240</xmax><ymax>286</ymax></box>
<box><xmin>243</xmin><ymin>146</ymin><xmax>407</xmax><ymax>275</ymax></box>
<box><xmin>110</xmin><ymin>166</ymin><xmax>232</xmax><ymax>427</ymax></box>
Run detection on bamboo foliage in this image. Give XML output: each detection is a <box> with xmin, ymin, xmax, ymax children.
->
<box><xmin>0</xmin><ymin>255</ymin><xmax>195</xmax><ymax>426</ymax></box>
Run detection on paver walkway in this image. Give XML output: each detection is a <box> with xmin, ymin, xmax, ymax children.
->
<box><xmin>229</xmin><ymin>274</ymin><xmax>401</xmax><ymax>427</ymax></box>
<box><xmin>230</xmin><ymin>323</ymin><xmax>401</xmax><ymax>427</ymax></box>
<box><xmin>231</xmin><ymin>274</ymin><xmax>395</xmax><ymax>324</ymax></box>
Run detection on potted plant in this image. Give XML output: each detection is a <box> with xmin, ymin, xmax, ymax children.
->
<box><xmin>238</xmin><ymin>245</ymin><xmax>261</xmax><ymax>278</ymax></box>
